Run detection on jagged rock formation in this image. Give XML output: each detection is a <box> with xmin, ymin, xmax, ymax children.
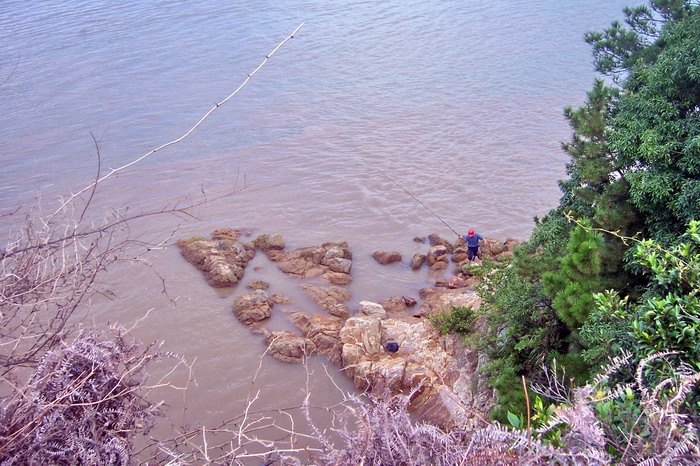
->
<box><xmin>176</xmin><ymin>235</ymin><xmax>254</xmax><ymax>287</ymax></box>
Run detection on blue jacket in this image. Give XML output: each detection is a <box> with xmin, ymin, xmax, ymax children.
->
<box><xmin>464</xmin><ymin>233</ymin><xmax>484</xmax><ymax>248</ymax></box>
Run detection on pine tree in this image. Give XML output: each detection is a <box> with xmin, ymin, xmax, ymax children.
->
<box><xmin>543</xmin><ymin>222</ymin><xmax>604</xmax><ymax>330</ymax></box>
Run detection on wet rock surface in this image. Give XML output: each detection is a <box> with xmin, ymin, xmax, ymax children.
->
<box><xmin>263</xmin><ymin>331</ymin><xmax>316</xmax><ymax>363</ymax></box>
<box><xmin>300</xmin><ymin>284</ymin><xmax>351</xmax><ymax>319</ymax></box>
<box><xmin>233</xmin><ymin>290</ymin><xmax>273</xmax><ymax>325</ymax></box>
<box><xmin>372</xmin><ymin>251</ymin><xmax>402</xmax><ymax>265</ymax></box>
<box><xmin>177</xmin><ymin>235</ymin><xmax>254</xmax><ymax>287</ymax></box>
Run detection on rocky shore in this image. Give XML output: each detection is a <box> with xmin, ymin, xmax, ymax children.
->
<box><xmin>177</xmin><ymin>229</ymin><xmax>520</xmax><ymax>429</ymax></box>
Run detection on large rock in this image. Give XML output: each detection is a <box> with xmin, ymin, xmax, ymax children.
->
<box><xmin>264</xmin><ymin>331</ymin><xmax>316</xmax><ymax>363</ymax></box>
<box><xmin>411</xmin><ymin>253</ymin><xmax>426</xmax><ymax>270</ymax></box>
<box><xmin>379</xmin><ymin>296</ymin><xmax>406</xmax><ymax>314</ymax></box>
<box><xmin>254</xmin><ymin>233</ymin><xmax>286</xmax><ymax>253</ymax></box>
<box><xmin>372</xmin><ymin>251</ymin><xmax>402</xmax><ymax>265</ymax></box>
<box><xmin>177</xmin><ymin>235</ymin><xmax>253</xmax><ymax>287</ymax></box>
<box><xmin>337</xmin><ymin>289</ymin><xmax>493</xmax><ymax>430</ymax></box>
<box><xmin>428</xmin><ymin>233</ymin><xmax>453</xmax><ymax>254</ymax></box>
<box><xmin>274</xmin><ymin>242</ymin><xmax>353</xmax><ymax>282</ymax></box>
<box><xmin>357</xmin><ymin>301</ymin><xmax>387</xmax><ymax>319</ymax></box>
<box><xmin>340</xmin><ymin>316</ymin><xmax>384</xmax><ymax>368</ymax></box>
<box><xmin>233</xmin><ymin>290</ymin><xmax>274</xmax><ymax>325</ymax></box>
<box><xmin>300</xmin><ymin>284</ymin><xmax>351</xmax><ymax>318</ymax></box>
<box><xmin>290</xmin><ymin>312</ymin><xmax>344</xmax><ymax>365</ymax></box>
<box><xmin>427</xmin><ymin>245</ymin><xmax>448</xmax><ymax>270</ymax></box>
<box><xmin>419</xmin><ymin>287</ymin><xmax>482</xmax><ymax>315</ymax></box>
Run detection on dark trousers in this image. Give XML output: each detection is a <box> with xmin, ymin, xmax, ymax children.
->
<box><xmin>468</xmin><ymin>246</ymin><xmax>479</xmax><ymax>261</ymax></box>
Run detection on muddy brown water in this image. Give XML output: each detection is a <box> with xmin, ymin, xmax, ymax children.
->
<box><xmin>1</xmin><ymin>0</ymin><xmax>631</xmax><ymax>451</ymax></box>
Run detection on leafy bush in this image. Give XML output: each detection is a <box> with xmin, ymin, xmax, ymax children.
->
<box><xmin>429</xmin><ymin>305</ymin><xmax>476</xmax><ymax>336</ymax></box>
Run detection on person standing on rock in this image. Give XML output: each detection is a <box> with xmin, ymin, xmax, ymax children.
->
<box><xmin>464</xmin><ymin>229</ymin><xmax>484</xmax><ymax>261</ymax></box>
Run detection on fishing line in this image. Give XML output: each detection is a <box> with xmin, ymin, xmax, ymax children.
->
<box><xmin>363</xmin><ymin>160</ymin><xmax>462</xmax><ymax>238</ymax></box>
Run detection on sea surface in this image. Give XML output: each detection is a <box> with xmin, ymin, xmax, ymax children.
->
<box><xmin>0</xmin><ymin>0</ymin><xmax>631</xmax><ymax>449</ymax></box>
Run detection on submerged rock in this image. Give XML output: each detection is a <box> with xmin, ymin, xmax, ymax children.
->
<box><xmin>246</xmin><ymin>280</ymin><xmax>269</xmax><ymax>290</ymax></box>
<box><xmin>233</xmin><ymin>290</ymin><xmax>274</xmax><ymax>325</ymax></box>
<box><xmin>254</xmin><ymin>233</ymin><xmax>286</xmax><ymax>254</ymax></box>
<box><xmin>372</xmin><ymin>251</ymin><xmax>402</xmax><ymax>265</ymax></box>
<box><xmin>411</xmin><ymin>253</ymin><xmax>426</xmax><ymax>270</ymax></box>
<box><xmin>177</xmin><ymin>235</ymin><xmax>253</xmax><ymax>287</ymax></box>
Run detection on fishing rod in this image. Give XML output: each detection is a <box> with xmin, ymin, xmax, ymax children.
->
<box><xmin>364</xmin><ymin>160</ymin><xmax>462</xmax><ymax>238</ymax></box>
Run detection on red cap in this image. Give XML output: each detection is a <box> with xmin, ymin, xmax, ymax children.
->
<box><xmin>468</xmin><ymin>229</ymin><xmax>475</xmax><ymax>236</ymax></box>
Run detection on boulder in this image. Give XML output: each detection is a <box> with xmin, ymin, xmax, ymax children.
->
<box><xmin>411</xmin><ymin>253</ymin><xmax>426</xmax><ymax>270</ymax></box>
<box><xmin>233</xmin><ymin>290</ymin><xmax>273</xmax><ymax>325</ymax></box>
<box><xmin>380</xmin><ymin>296</ymin><xmax>406</xmax><ymax>314</ymax></box>
<box><xmin>340</xmin><ymin>316</ymin><xmax>383</xmax><ymax>368</ymax></box>
<box><xmin>482</xmin><ymin>238</ymin><xmax>506</xmax><ymax>256</ymax></box>
<box><xmin>264</xmin><ymin>331</ymin><xmax>316</xmax><ymax>363</ymax></box>
<box><xmin>428</xmin><ymin>233</ymin><xmax>453</xmax><ymax>254</ymax></box>
<box><xmin>372</xmin><ymin>251</ymin><xmax>402</xmax><ymax>265</ymax></box>
<box><xmin>419</xmin><ymin>287</ymin><xmax>482</xmax><ymax>316</ymax></box>
<box><xmin>358</xmin><ymin>301</ymin><xmax>387</xmax><ymax>319</ymax></box>
<box><xmin>254</xmin><ymin>233</ymin><xmax>286</xmax><ymax>253</ymax></box>
<box><xmin>300</xmin><ymin>284</ymin><xmax>351</xmax><ymax>318</ymax></box>
<box><xmin>177</xmin><ymin>236</ymin><xmax>253</xmax><ymax>287</ymax></box>
<box><xmin>403</xmin><ymin>296</ymin><xmax>417</xmax><ymax>307</ymax></box>
<box><xmin>448</xmin><ymin>276</ymin><xmax>468</xmax><ymax>289</ymax></box>
<box><xmin>326</xmin><ymin>257</ymin><xmax>352</xmax><ymax>274</ymax></box>
<box><xmin>427</xmin><ymin>245</ymin><xmax>448</xmax><ymax>270</ymax></box>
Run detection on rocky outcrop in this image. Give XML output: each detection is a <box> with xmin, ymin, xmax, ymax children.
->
<box><xmin>290</xmin><ymin>312</ymin><xmax>344</xmax><ymax>365</ymax></box>
<box><xmin>300</xmin><ymin>284</ymin><xmax>351</xmax><ymax>318</ymax></box>
<box><xmin>372</xmin><ymin>251</ymin><xmax>402</xmax><ymax>265</ymax></box>
<box><xmin>338</xmin><ymin>291</ymin><xmax>493</xmax><ymax>429</ymax></box>
<box><xmin>177</xmin><ymin>234</ymin><xmax>254</xmax><ymax>287</ymax></box>
<box><xmin>177</xmin><ymin>228</ymin><xmax>517</xmax><ymax>429</ymax></box>
<box><xmin>268</xmin><ymin>239</ymin><xmax>353</xmax><ymax>284</ymax></box>
<box><xmin>233</xmin><ymin>290</ymin><xmax>274</xmax><ymax>325</ymax></box>
<box><xmin>264</xmin><ymin>331</ymin><xmax>316</xmax><ymax>363</ymax></box>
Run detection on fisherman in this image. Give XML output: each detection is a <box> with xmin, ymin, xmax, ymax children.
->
<box><xmin>464</xmin><ymin>229</ymin><xmax>484</xmax><ymax>261</ymax></box>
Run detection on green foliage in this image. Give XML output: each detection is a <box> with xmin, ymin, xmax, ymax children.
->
<box><xmin>629</xmin><ymin>220</ymin><xmax>700</xmax><ymax>369</ymax></box>
<box><xmin>585</xmin><ymin>0</ymin><xmax>698</xmax><ymax>81</ymax></box>
<box><xmin>429</xmin><ymin>305</ymin><xmax>476</xmax><ymax>337</ymax></box>
<box><xmin>542</xmin><ymin>222</ymin><xmax>604</xmax><ymax>329</ymax></box>
<box><xmin>476</xmin><ymin>257</ymin><xmax>566</xmax><ymax>421</ymax></box>
<box><xmin>580</xmin><ymin>291</ymin><xmax>636</xmax><ymax>367</ymax></box>
<box><xmin>478</xmin><ymin>0</ymin><xmax>700</xmax><ymax>422</ymax></box>
<box><xmin>605</xmin><ymin>9</ymin><xmax>700</xmax><ymax>242</ymax></box>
